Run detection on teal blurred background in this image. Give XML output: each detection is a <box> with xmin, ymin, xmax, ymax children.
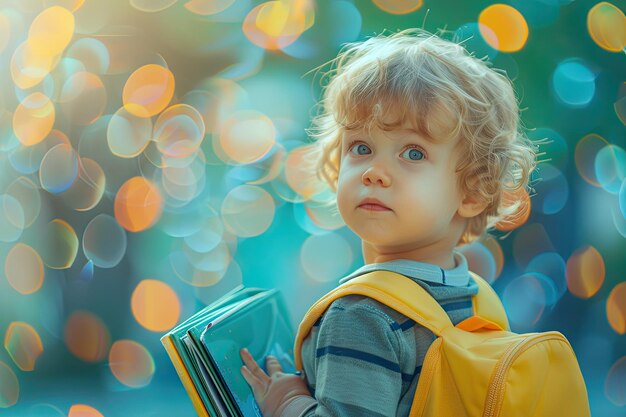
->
<box><xmin>0</xmin><ymin>0</ymin><xmax>624</xmax><ymax>416</ymax></box>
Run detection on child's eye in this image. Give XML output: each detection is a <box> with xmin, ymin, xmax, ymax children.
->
<box><xmin>348</xmin><ymin>142</ymin><xmax>371</xmax><ymax>156</ymax></box>
<box><xmin>401</xmin><ymin>146</ymin><xmax>425</xmax><ymax>161</ymax></box>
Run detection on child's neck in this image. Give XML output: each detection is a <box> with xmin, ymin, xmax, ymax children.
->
<box><xmin>361</xmin><ymin>241</ymin><xmax>457</xmax><ymax>270</ymax></box>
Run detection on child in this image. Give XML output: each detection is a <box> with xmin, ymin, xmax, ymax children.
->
<box><xmin>240</xmin><ymin>28</ymin><xmax>537</xmax><ymax>417</ymax></box>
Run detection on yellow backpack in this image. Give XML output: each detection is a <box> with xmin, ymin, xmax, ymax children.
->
<box><xmin>294</xmin><ymin>270</ymin><xmax>591</xmax><ymax>417</ymax></box>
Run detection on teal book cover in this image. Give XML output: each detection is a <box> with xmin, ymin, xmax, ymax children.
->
<box><xmin>161</xmin><ymin>288</ymin><xmax>296</xmax><ymax>417</ymax></box>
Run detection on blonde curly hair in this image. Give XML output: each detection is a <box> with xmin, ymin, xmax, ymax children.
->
<box><xmin>306</xmin><ymin>28</ymin><xmax>538</xmax><ymax>244</ymax></box>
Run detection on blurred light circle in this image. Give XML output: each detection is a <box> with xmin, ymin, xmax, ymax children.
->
<box><xmin>526</xmin><ymin>251</ymin><xmax>567</xmax><ymax>305</ymax></box>
<box><xmin>39</xmin><ymin>219</ymin><xmax>79</xmax><ymax>269</ymax></box>
<box><xmin>159</xmin><ymin>204</ymin><xmax>206</xmax><ymax>238</ymax></box>
<box><xmin>552</xmin><ymin>58</ymin><xmax>596</xmax><ymax>107</ymax></box>
<box><xmin>154</xmin><ymin>104</ymin><xmax>205</xmax><ymax>159</ymax></box>
<box><xmin>6</xmin><ymin>176</ymin><xmax>41</xmax><ymax>227</ymax></box>
<box><xmin>372</xmin><ymin>0</ymin><xmax>423</xmax><ymax>14</ymax></box>
<box><xmin>185</xmin><ymin>238</ymin><xmax>234</xmax><ymax>274</ymax></box>
<box><xmin>219</xmin><ymin>111</ymin><xmax>276</xmax><ymax>164</ymax></box>
<box><xmin>130</xmin><ymin>0</ymin><xmax>177</xmax><ymax>12</ymax></box>
<box><xmin>0</xmin><ymin>194</ymin><xmax>25</xmax><ymax>243</ymax></box>
<box><xmin>495</xmin><ymin>186</ymin><xmax>531</xmax><ymax>230</ymax></box>
<box><xmin>60</xmin><ymin>157</ymin><xmax>106</xmax><ymax>211</ymax></box>
<box><xmin>531</xmin><ymin>163</ymin><xmax>569</xmax><ymax>215</ymax></box>
<box><xmin>512</xmin><ymin>223</ymin><xmax>555</xmax><ymax>269</ymax></box>
<box><xmin>10</xmin><ymin>40</ymin><xmax>57</xmax><ymax>90</ymax></box>
<box><xmin>28</xmin><ymin>6</ymin><xmax>74</xmax><ymax>56</ymax></box>
<box><xmin>284</xmin><ymin>144</ymin><xmax>326</xmax><ymax>200</ymax></box>
<box><xmin>5</xmin><ymin>243</ymin><xmax>44</xmax><ymax>295</ymax></box>
<box><xmin>575</xmin><ymin>133</ymin><xmax>609</xmax><ymax>187</ymax></box>
<box><xmin>221</xmin><ymin>185</ymin><xmax>275</xmax><ymax>237</ymax></box>
<box><xmin>595</xmin><ymin>144</ymin><xmax>626</xmax><ymax>194</ymax></box>
<box><xmin>457</xmin><ymin>240</ymin><xmax>497</xmax><ymax>283</ymax></box>
<box><xmin>83</xmin><ymin>214</ymin><xmax>126</xmax><ymax>268</ymax></box>
<box><xmin>300</xmin><ymin>233</ymin><xmax>353</xmax><ymax>283</ymax></box>
<box><xmin>14</xmin><ymin>72</ymin><xmax>56</xmax><ymax>104</ymax></box>
<box><xmin>4</xmin><ymin>322</ymin><xmax>43</xmax><ymax>371</ymax></box>
<box><xmin>108</xmin><ymin>340</ymin><xmax>155</xmax><ymax>388</ymax></box>
<box><xmin>49</xmin><ymin>57</ymin><xmax>86</xmax><ymax>102</ymax></box>
<box><xmin>79</xmin><ymin>115</ymin><xmax>142</xmax><ymax>195</ymax></box>
<box><xmin>566</xmin><ymin>245</ymin><xmax>605</xmax><ymax>299</ymax></box>
<box><xmin>122</xmin><ymin>64</ymin><xmax>175</xmax><ymax>117</ymax></box>
<box><xmin>184</xmin><ymin>208</ymin><xmax>224</xmax><ymax>253</ymax></box>
<box><xmin>170</xmin><ymin>248</ymin><xmax>229</xmax><ymax>287</ymax></box>
<box><xmin>502</xmin><ymin>273</ymin><xmax>546</xmax><ymax>326</ymax></box>
<box><xmin>184</xmin><ymin>0</ymin><xmax>235</xmax><ymax>15</ymax></box>
<box><xmin>0</xmin><ymin>361</ymin><xmax>19</xmax><ymax>408</ymax></box>
<box><xmin>107</xmin><ymin>106</ymin><xmax>152</xmax><ymax>158</ymax></box>
<box><xmin>13</xmin><ymin>92</ymin><xmax>55</xmax><ymax>146</ymax></box>
<box><xmin>607</xmin><ymin>282</ymin><xmax>626</xmax><ymax>334</ymax></box>
<box><xmin>131</xmin><ymin>279</ymin><xmax>181</xmax><ymax>332</ymax></box>
<box><xmin>481</xmin><ymin>235</ymin><xmax>505</xmax><ymax>279</ymax></box>
<box><xmin>161</xmin><ymin>152</ymin><xmax>206</xmax><ymax>204</ymax></box>
<box><xmin>302</xmin><ymin>199</ymin><xmax>344</xmax><ymax>231</ymax></box>
<box><xmin>293</xmin><ymin>201</ymin><xmax>329</xmax><ymax>235</ymax></box>
<box><xmin>478</xmin><ymin>4</ymin><xmax>528</xmax><ymax>52</ymax></box>
<box><xmin>587</xmin><ymin>2</ymin><xmax>626</xmax><ymax>53</ymax></box>
<box><xmin>242</xmin><ymin>0</ymin><xmax>313</xmax><ymax>50</ymax></box>
<box><xmin>64</xmin><ymin>311</ymin><xmax>110</xmax><ymax>362</ymax></box>
<box><xmin>40</xmin><ymin>143</ymin><xmax>79</xmax><ymax>194</ymax></box>
<box><xmin>68</xmin><ymin>404</ymin><xmax>104</xmax><ymax>417</ymax></box>
<box><xmin>66</xmin><ymin>37</ymin><xmax>110</xmax><ymax>74</ymax></box>
<box><xmin>59</xmin><ymin>71</ymin><xmax>106</xmax><ymax>126</ymax></box>
<box><xmin>605</xmin><ymin>356</ymin><xmax>626</xmax><ymax>406</ymax></box>
<box><xmin>114</xmin><ymin>177</ymin><xmax>164</xmax><ymax>232</ymax></box>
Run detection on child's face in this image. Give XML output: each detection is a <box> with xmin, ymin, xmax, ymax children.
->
<box><xmin>336</xmin><ymin>118</ymin><xmax>467</xmax><ymax>257</ymax></box>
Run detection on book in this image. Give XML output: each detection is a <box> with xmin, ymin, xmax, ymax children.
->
<box><xmin>161</xmin><ymin>286</ymin><xmax>296</xmax><ymax>417</ymax></box>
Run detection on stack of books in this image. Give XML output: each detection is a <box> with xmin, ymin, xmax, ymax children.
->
<box><xmin>161</xmin><ymin>286</ymin><xmax>296</xmax><ymax>417</ymax></box>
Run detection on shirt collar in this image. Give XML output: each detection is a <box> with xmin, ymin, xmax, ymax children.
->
<box><xmin>338</xmin><ymin>251</ymin><xmax>470</xmax><ymax>287</ymax></box>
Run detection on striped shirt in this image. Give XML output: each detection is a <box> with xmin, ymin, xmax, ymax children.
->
<box><xmin>294</xmin><ymin>252</ymin><xmax>478</xmax><ymax>417</ymax></box>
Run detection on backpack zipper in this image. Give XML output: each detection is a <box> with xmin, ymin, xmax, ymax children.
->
<box><xmin>410</xmin><ymin>338</ymin><xmax>442</xmax><ymax>416</ymax></box>
<box><xmin>482</xmin><ymin>332</ymin><xmax>567</xmax><ymax>417</ymax></box>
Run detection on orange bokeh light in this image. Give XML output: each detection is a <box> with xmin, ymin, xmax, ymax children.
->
<box><xmin>131</xmin><ymin>279</ymin><xmax>181</xmax><ymax>332</ymax></box>
<box><xmin>479</xmin><ymin>4</ymin><xmax>529</xmax><ymax>52</ymax></box>
<box><xmin>122</xmin><ymin>64</ymin><xmax>175</xmax><ymax>118</ymax></box>
<box><xmin>566</xmin><ymin>245</ymin><xmax>605</xmax><ymax>299</ymax></box>
<box><xmin>114</xmin><ymin>177</ymin><xmax>164</xmax><ymax>232</ymax></box>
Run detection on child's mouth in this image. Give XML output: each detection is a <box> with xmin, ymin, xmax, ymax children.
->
<box><xmin>358</xmin><ymin>204</ymin><xmax>392</xmax><ymax>212</ymax></box>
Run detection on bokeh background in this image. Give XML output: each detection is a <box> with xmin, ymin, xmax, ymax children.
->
<box><xmin>0</xmin><ymin>0</ymin><xmax>624</xmax><ymax>416</ymax></box>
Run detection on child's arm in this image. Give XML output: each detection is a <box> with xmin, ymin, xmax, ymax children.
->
<box><xmin>300</xmin><ymin>297</ymin><xmax>406</xmax><ymax>416</ymax></box>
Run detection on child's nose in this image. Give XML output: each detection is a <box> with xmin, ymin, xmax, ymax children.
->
<box><xmin>362</xmin><ymin>165</ymin><xmax>391</xmax><ymax>187</ymax></box>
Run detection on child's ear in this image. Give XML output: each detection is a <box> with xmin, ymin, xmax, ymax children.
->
<box><xmin>457</xmin><ymin>194</ymin><xmax>489</xmax><ymax>219</ymax></box>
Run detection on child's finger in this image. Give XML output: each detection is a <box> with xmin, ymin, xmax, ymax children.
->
<box><xmin>265</xmin><ymin>355</ymin><xmax>283</xmax><ymax>376</ymax></box>
<box><xmin>240</xmin><ymin>365</ymin><xmax>263</xmax><ymax>393</ymax></box>
<box><xmin>240</xmin><ymin>348</ymin><xmax>270</xmax><ymax>384</ymax></box>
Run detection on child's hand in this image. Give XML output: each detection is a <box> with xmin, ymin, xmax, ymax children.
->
<box><xmin>240</xmin><ymin>348</ymin><xmax>312</xmax><ymax>417</ymax></box>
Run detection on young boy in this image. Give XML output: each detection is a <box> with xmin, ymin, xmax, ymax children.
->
<box><xmin>240</xmin><ymin>28</ymin><xmax>536</xmax><ymax>416</ymax></box>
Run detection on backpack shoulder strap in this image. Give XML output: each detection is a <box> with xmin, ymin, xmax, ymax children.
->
<box><xmin>294</xmin><ymin>270</ymin><xmax>510</xmax><ymax>370</ymax></box>
<box><xmin>294</xmin><ymin>270</ymin><xmax>455</xmax><ymax>370</ymax></box>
